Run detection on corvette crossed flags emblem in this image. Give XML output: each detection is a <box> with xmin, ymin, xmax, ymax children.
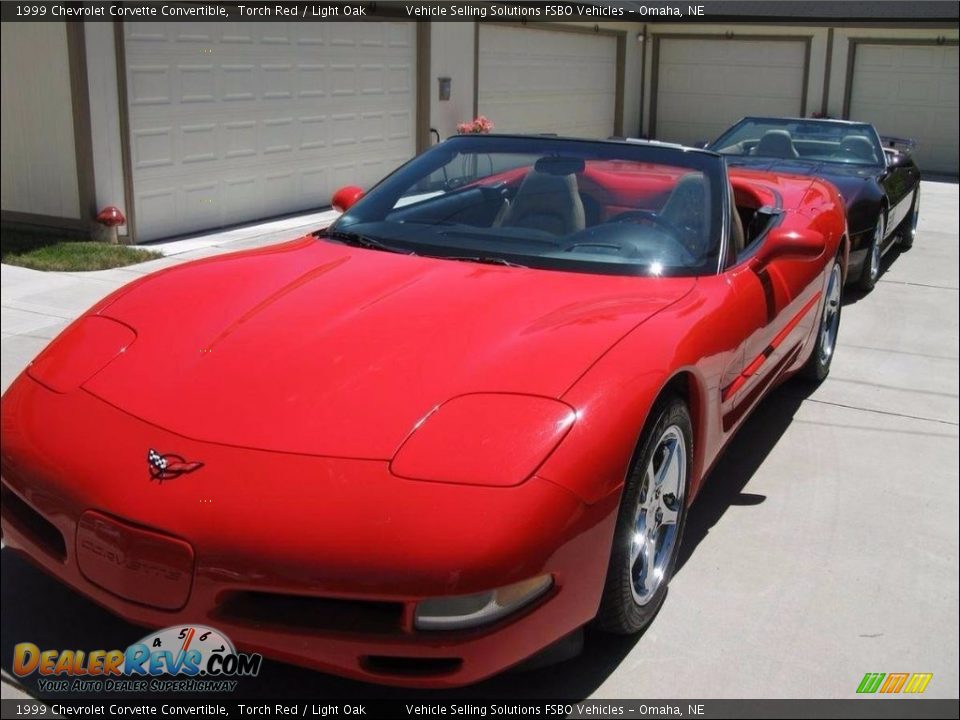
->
<box><xmin>147</xmin><ymin>448</ymin><xmax>204</xmax><ymax>482</ymax></box>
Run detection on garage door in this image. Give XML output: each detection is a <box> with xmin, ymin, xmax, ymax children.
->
<box><xmin>478</xmin><ymin>25</ymin><xmax>617</xmax><ymax>139</ymax></box>
<box><xmin>654</xmin><ymin>37</ymin><xmax>807</xmax><ymax>145</ymax></box>
<box><xmin>848</xmin><ymin>43</ymin><xmax>959</xmax><ymax>175</ymax></box>
<box><xmin>123</xmin><ymin>21</ymin><xmax>417</xmax><ymax>242</ymax></box>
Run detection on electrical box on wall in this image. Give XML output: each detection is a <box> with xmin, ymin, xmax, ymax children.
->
<box><xmin>438</xmin><ymin>77</ymin><xmax>451</xmax><ymax>101</ymax></box>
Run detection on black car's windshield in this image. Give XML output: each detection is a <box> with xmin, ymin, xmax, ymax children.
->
<box><xmin>328</xmin><ymin>136</ymin><xmax>725</xmax><ymax>277</ymax></box>
<box><xmin>709</xmin><ymin>118</ymin><xmax>884</xmax><ymax>167</ymax></box>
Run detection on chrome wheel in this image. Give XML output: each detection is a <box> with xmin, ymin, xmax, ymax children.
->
<box><xmin>820</xmin><ymin>263</ymin><xmax>842</xmax><ymax>365</ymax></box>
<box><xmin>868</xmin><ymin>215</ymin><xmax>884</xmax><ymax>282</ymax></box>
<box><xmin>630</xmin><ymin>425</ymin><xmax>686</xmax><ymax>606</ymax></box>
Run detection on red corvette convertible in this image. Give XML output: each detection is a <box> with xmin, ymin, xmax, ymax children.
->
<box><xmin>1</xmin><ymin>136</ymin><xmax>847</xmax><ymax>687</ymax></box>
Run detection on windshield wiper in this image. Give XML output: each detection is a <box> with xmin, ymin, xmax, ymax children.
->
<box><xmin>442</xmin><ymin>255</ymin><xmax>528</xmax><ymax>269</ymax></box>
<box><xmin>316</xmin><ymin>229</ymin><xmax>413</xmax><ymax>255</ymax></box>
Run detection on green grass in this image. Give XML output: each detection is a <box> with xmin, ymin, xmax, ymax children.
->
<box><xmin>1</xmin><ymin>229</ymin><xmax>162</xmax><ymax>271</ymax></box>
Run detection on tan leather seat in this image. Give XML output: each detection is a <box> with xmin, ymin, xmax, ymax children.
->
<box><xmin>730</xmin><ymin>194</ymin><xmax>746</xmax><ymax>255</ymax></box>
<box><xmin>661</xmin><ymin>174</ymin><xmax>704</xmax><ymax>225</ymax></box>
<box><xmin>659</xmin><ymin>174</ymin><xmax>712</xmax><ymax>260</ymax></box>
<box><xmin>496</xmin><ymin>170</ymin><xmax>585</xmax><ymax>236</ymax></box>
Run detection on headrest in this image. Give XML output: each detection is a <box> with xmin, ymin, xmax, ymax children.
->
<box><xmin>757</xmin><ymin>129</ymin><xmax>797</xmax><ymax>157</ymax></box>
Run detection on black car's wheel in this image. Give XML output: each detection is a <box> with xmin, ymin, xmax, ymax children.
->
<box><xmin>899</xmin><ymin>185</ymin><xmax>920</xmax><ymax>250</ymax></box>
<box><xmin>801</xmin><ymin>259</ymin><xmax>843</xmax><ymax>383</ymax></box>
<box><xmin>856</xmin><ymin>212</ymin><xmax>885</xmax><ymax>291</ymax></box>
<box><xmin>596</xmin><ymin>396</ymin><xmax>692</xmax><ymax>635</ymax></box>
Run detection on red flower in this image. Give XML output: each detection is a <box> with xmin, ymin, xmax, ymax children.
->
<box><xmin>457</xmin><ymin>116</ymin><xmax>494</xmax><ymax>134</ymax></box>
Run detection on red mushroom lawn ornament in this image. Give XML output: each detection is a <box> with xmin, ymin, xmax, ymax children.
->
<box><xmin>94</xmin><ymin>206</ymin><xmax>126</xmax><ymax>245</ymax></box>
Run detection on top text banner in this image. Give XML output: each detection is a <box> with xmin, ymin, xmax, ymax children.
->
<box><xmin>1</xmin><ymin>0</ymin><xmax>958</xmax><ymax>23</ymax></box>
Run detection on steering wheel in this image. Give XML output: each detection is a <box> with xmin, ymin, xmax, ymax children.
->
<box><xmin>602</xmin><ymin>209</ymin><xmax>700</xmax><ymax>263</ymax></box>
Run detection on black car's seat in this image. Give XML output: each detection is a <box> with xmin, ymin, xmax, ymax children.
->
<box><xmin>496</xmin><ymin>170</ymin><xmax>585</xmax><ymax>236</ymax></box>
<box><xmin>754</xmin><ymin>129</ymin><xmax>799</xmax><ymax>159</ymax></box>
<box><xmin>841</xmin><ymin>135</ymin><xmax>878</xmax><ymax>163</ymax></box>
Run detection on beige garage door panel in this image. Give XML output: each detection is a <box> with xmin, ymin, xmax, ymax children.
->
<box><xmin>655</xmin><ymin>38</ymin><xmax>807</xmax><ymax>146</ymax></box>
<box><xmin>124</xmin><ymin>21</ymin><xmax>416</xmax><ymax>241</ymax></box>
<box><xmin>0</xmin><ymin>22</ymin><xmax>80</xmax><ymax>220</ymax></box>
<box><xmin>478</xmin><ymin>25</ymin><xmax>617</xmax><ymax>139</ymax></box>
<box><xmin>849</xmin><ymin>43</ymin><xmax>959</xmax><ymax>175</ymax></box>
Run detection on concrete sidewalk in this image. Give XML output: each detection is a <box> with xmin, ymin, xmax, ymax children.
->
<box><xmin>1</xmin><ymin>209</ymin><xmax>338</xmax><ymax>392</ymax></box>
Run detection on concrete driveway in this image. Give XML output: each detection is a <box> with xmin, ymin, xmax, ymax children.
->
<box><xmin>1</xmin><ymin>182</ymin><xmax>957</xmax><ymax>700</ymax></box>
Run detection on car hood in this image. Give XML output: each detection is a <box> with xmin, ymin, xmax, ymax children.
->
<box><xmin>84</xmin><ymin>237</ymin><xmax>695</xmax><ymax>458</ymax></box>
<box><xmin>724</xmin><ymin>157</ymin><xmax>879</xmax><ymax>179</ymax></box>
<box><xmin>726</xmin><ymin>157</ymin><xmax>881</xmax><ymax>230</ymax></box>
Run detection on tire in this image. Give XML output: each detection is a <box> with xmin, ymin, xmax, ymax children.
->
<box><xmin>801</xmin><ymin>259</ymin><xmax>843</xmax><ymax>383</ymax></box>
<box><xmin>596</xmin><ymin>396</ymin><xmax>692</xmax><ymax>635</ymax></box>
<box><xmin>856</xmin><ymin>211</ymin><xmax>885</xmax><ymax>292</ymax></box>
<box><xmin>899</xmin><ymin>185</ymin><xmax>920</xmax><ymax>251</ymax></box>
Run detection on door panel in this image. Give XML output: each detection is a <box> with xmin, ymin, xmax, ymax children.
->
<box><xmin>723</xmin><ymin>252</ymin><xmax>825</xmax><ymax>425</ymax></box>
<box><xmin>882</xmin><ymin>167</ymin><xmax>918</xmax><ymax>234</ymax></box>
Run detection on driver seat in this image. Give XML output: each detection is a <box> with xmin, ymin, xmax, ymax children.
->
<box><xmin>495</xmin><ymin>170</ymin><xmax>585</xmax><ymax>236</ymax></box>
<box><xmin>660</xmin><ymin>173</ymin><xmax>706</xmax><ymax>236</ymax></box>
<box><xmin>754</xmin><ymin>129</ymin><xmax>799</xmax><ymax>159</ymax></box>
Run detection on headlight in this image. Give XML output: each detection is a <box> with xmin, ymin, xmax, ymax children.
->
<box><xmin>414</xmin><ymin>575</ymin><xmax>553</xmax><ymax>631</ymax></box>
<box><xmin>391</xmin><ymin>393</ymin><xmax>576</xmax><ymax>487</ymax></box>
<box><xmin>27</xmin><ymin>316</ymin><xmax>135</xmax><ymax>393</ymax></box>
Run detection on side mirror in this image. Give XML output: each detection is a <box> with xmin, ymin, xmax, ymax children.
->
<box><xmin>885</xmin><ymin>151</ymin><xmax>911</xmax><ymax>170</ymax></box>
<box><xmin>331</xmin><ymin>185</ymin><xmax>364</xmax><ymax>213</ymax></box>
<box><xmin>752</xmin><ymin>227</ymin><xmax>825</xmax><ymax>269</ymax></box>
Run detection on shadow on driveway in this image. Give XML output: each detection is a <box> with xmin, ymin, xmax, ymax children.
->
<box><xmin>2</xmin><ymin>381</ymin><xmax>818</xmax><ymax>701</ymax></box>
<box><xmin>842</xmin><ymin>243</ymin><xmax>906</xmax><ymax>307</ymax></box>
<box><xmin>675</xmin><ymin>380</ymin><xmax>815</xmax><ymax>575</ymax></box>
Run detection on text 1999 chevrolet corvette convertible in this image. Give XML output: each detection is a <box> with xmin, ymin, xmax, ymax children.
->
<box><xmin>1</xmin><ymin>136</ymin><xmax>847</xmax><ymax>687</ymax></box>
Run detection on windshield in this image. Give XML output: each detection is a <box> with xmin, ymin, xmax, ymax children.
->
<box><xmin>329</xmin><ymin>136</ymin><xmax>725</xmax><ymax>277</ymax></box>
<box><xmin>709</xmin><ymin>118</ymin><xmax>884</xmax><ymax>167</ymax></box>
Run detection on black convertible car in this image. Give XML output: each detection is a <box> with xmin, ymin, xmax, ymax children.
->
<box><xmin>707</xmin><ymin>117</ymin><xmax>921</xmax><ymax>291</ymax></box>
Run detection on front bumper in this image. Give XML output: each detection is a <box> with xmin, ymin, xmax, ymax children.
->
<box><xmin>0</xmin><ymin>376</ymin><xmax>619</xmax><ymax>687</ymax></box>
